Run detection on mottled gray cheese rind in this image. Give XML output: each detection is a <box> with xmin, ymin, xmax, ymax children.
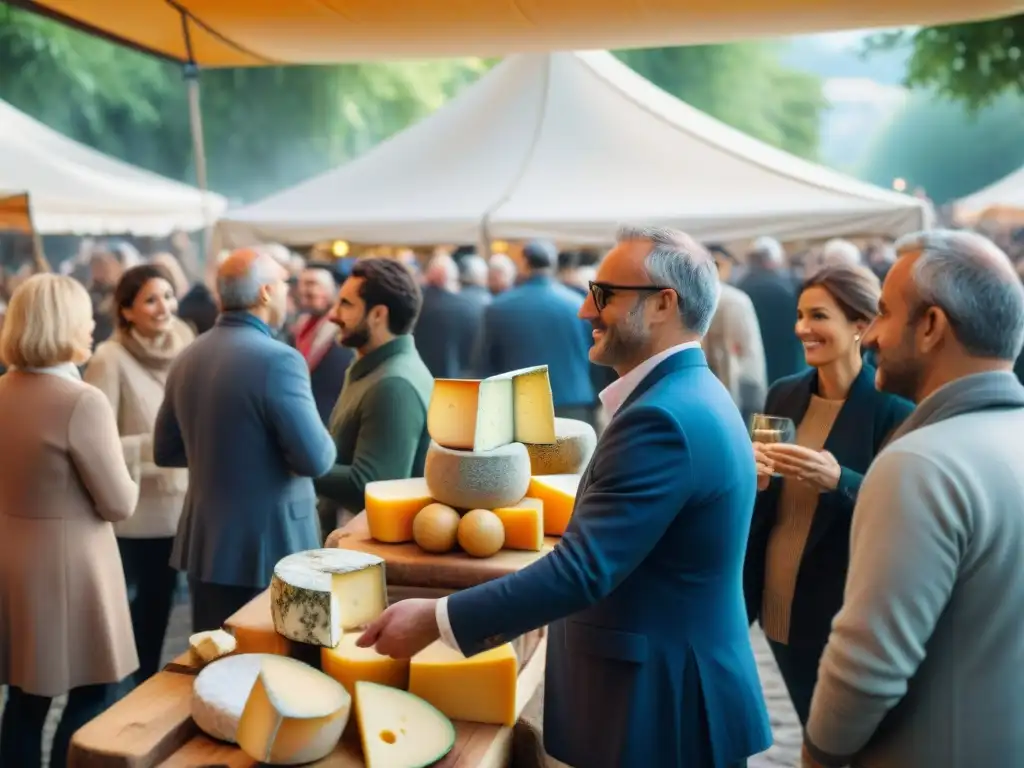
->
<box><xmin>525</xmin><ymin>417</ymin><xmax>597</xmax><ymax>475</ymax></box>
<box><xmin>424</xmin><ymin>440</ymin><xmax>531</xmax><ymax>509</ymax></box>
<box><xmin>270</xmin><ymin>549</ymin><xmax>385</xmax><ymax>648</ymax></box>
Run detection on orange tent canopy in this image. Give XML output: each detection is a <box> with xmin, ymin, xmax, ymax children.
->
<box><xmin>0</xmin><ymin>193</ymin><xmax>32</xmax><ymax>234</ymax></box>
<box><xmin>9</xmin><ymin>0</ymin><xmax>1023</xmax><ymax>67</ymax></box>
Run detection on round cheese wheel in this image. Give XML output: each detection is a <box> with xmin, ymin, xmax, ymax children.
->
<box><xmin>424</xmin><ymin>441</ymin><xmax>531</xmax><ymax>510</ymax></box>
<box><xmin>192</xmin><ymin>653</ymin><xmax>275</xmax><ymax>743</ymax></box>
<box><xmin>526</xmin><ymin>417</ymin><xmax>597</xmax><ymax>475</ymax></box>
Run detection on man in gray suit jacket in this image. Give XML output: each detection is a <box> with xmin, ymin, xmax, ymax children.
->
<box><xmin>803</xmin><ymin>230</ymin><xmax>1024</xmax><ymax>768</ymax></box>
<box><xmin>154</xmin><ymin>248</ymin><xmax>336</xmax><ymax>632</ymax></box>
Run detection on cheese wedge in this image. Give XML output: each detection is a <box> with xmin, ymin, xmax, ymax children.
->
<box><xmin>364</xmin><ymin>477</ymin><xmax>434</xmax><ymax>543</ymax></box>
<box><xmin>355</xmin><ymin>682</ymin><xmax>456</xmax><ymax>768</ymax></box>
<box><xmin>492</xmin><ymin>497</ymin><xmax>545</xmax><ymax>551</ymax></box>
<box><xmin>322</xmin><ymin>633</ymin><xmax>410</xmax><ymax>696</ymax></box>
<box><xmin>409</xmin><ymin>641</ymin><xmax>518</xmax><ymax>726</ymax></box>
<box><xmin>271</xmin><ymin>549</ymin><xmax>387</xmax><ymax>648</ymax></box>
<box><xmin>526</xmin><ymin>417</ymin><xmax>597</xmax><ymax>475</ymax></box>
<box><xmin>225</xmin><ymin>590</ymin><xmax>295</xmax><ymax>657</ymax></box>
<box><xmin>189</xmin><ymin>629</ymin><xmax>237</xmax><ymax>666</ymax></box>
<box><xmin>427</xmin><ymin>365</ymin><xmax>556</xmax><ymax>451</ymax></box>
<box><xmin>192</xmin><ymin>653</ymin><xmax>273</xmax><ymax>744</ymax></box>
<box><xmin>528</xmin><ymin>474</ymin><xmax>581</xmax><ymax>536</ymax></box>
<box><xmin>237</xmin><ymin>656</ymin><xmax>350</xmax><ymax>765</ymax></box>
<box><xmin>424</xmin><ymin>441</ymin><xmax>531</xmax><ymax>510</ymax></box>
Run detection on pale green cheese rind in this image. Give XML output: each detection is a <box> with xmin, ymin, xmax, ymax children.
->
<box><xmin>424</xmin><ymin>441</ymin><xmax>531</xmax><ymax>510</ymax></box>
<box><xmin>525</xmin><ymin>417</ymin><xmax>597</xmax><ymax>474</ymax></box>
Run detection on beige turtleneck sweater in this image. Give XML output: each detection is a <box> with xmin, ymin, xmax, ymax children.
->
<box><xmin>762</xmin><ymin>394</ymin><xmax>844</xmax><ymax>644</ymax></box>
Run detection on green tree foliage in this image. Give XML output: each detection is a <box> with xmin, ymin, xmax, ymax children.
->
<box><xmin>857</xmin><ymin>90</ymin><xmax>1024</xmax><ymax>204</ymax></box>
<box><xmin>616</xmin><ymin>44</ymin><xmax>827</xmax><ymax>160</ymax></box>
<box><xmin>865</xmin><ymin>15</ymin><xmax>1024</xmax><ymax>110</ymax></box>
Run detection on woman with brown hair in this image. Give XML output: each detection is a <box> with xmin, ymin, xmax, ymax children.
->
<box><xmin>0</xmin><ymin>274</ymin><xmax>139</xmax><ymax>767</ymax></box>
<box><xmin>84</xmin><ymin>264</ymin><xmax>194</xmax><ymax>686</ymax></box>
<box><xmin>743</xmin><ymin>263</ymin><xmax>914</xmax><ymax>725</ymax></box>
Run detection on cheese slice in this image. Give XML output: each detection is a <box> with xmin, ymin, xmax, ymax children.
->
<box><xmin>192</xmin><ymin>653</ymin><xmax>274</xmax><ymax>744</ymax></box>
<box><xmin>237</xmin><ymin>656</ymin><xmax>351</xmax><ymax>765</ymax></box>
<box><xmin>189</xmin><ymin>629</ymin><xmax>237</xmax><ymax>666</ymax></box>
<box><xmin>225</xmin><ymin>589</ymin><xmax>295</xmax><ymax>657</ymax></box>
<box><xmin>322</xmin><ymin>633</ymin><xmax>410</xmax><ymax>696</ymax></box>
<box><xmin>364</xmin><ymin>477</ymin><xmax>434</xmax><ymax>543</ymax></box>
<box><xmin>528</xmin><ymin>474</ymin><xmax>581</xmax><ymax>536</ymax></box>
<box><xmin>424</xmin><ymin>441</ymin><xmax>531</xmax><ymax>510</ymax></box>
<box><xmin>270</xmin><ymin>549</ymin><xmax>387</xmax><ymax>649</ymax></box>
<box><xmin>355</xmin><ymin>681</ymin><xmax>455</xmax><ymax>768</ymax></box>
<box><xmin>526</xmin><ymin>417</ymin><xmax>597</xmax><ymax>475</ymax></box>
<box><xmin>408</xmin><ymin>641</ymin><xmax>518</xmax><ymax>726</ymax></box>
<box><xmin>427</xmin><ymin>365</ymin><xmax>556</xmax><ymax>451</ymax></box>
<box><xmin>492</xmin><ymin>497</ymin><xmax>545</xmax><ymax>551</ymax></box>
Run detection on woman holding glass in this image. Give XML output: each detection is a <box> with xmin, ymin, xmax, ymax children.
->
<box><xmin>0</xmin><ymin>274</ymin><xmax>139</xmax><ymax>767</ymax></box>
<box><xmin>742</xmin><ymin>264</ymin><xmax>913</xmax><ymax>725</ymax></box>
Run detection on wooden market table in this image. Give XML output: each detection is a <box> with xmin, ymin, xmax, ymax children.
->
<box><xmin>69</xmin><ymin>513</ymin><xmax>554</xmax><ymax>768</ymax></box>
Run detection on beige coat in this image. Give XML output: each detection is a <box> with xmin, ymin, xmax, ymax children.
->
<box><xmin>84</xmin><ymin>319</ymin><xmax>193</xmax><ymax>538</ymax></box>
<box><xmin>705</xmin><ymin>283</ymin><xmax>768</xmax><ymax>408</ymax></box>
<box><xmin>0</xmin><ymin>368</ymin><xmax>140</xmax><ymax>696</ymax></box>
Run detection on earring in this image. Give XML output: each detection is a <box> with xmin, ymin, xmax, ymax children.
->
<box><xmin>854</xmin><ymin>334</ymin><xmax>861</xmax><ymax>342</ymax></box>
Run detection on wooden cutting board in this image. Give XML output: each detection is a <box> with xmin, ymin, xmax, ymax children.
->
<box><xmin>332</xmin><ymin>512</ymin><xmax>558</xmax><ymax>589</ymax></box>
<box><xmin>69</xmin><ymin>636</ymin><xmax>547</xmax><ymax>768</ymax></box>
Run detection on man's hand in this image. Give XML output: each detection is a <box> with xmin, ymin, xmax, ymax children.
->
<box><xmin>356</xmin><ymin>599</ymin><xmax>441</xmax><ymax>659</ymax></box>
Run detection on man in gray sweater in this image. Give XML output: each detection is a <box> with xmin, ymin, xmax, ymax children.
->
<box><xmin>803</xmin><ymin>230</ymin><xmax>1024</xmax><ymax>768</ymax></box>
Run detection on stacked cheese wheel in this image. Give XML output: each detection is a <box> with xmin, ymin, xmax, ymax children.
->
<box><xmin>194</xmin><ymin>548</ymin><xmax>523</xmax><ymax>767</ymax></box>
<box><xmin>364</xmin><ymin>366</ymin><xmax>597</xmax><ymax>556</ymax></box>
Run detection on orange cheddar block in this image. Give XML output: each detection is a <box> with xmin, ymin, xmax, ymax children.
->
<box><xmin>527</xmin><ymin>474</ymin><xmax>581</xmax><ymax>536</ymax></box>
<box><xmin>322</xmin><ymin>633</ymin><xmax>410</xmax><ymax>696</ymax></box>
<box><xmin>492</xmin><ymin>498</ymin><xmax>544</xmax><ymax>551</ymax></box>
<box><xmin>225</xmin><ymin>589</ymin><xmax>296</xmax><ymax>657</ymax></box>
<box><xmin>364</xmin><ymin>477</ymin><xmax>434</xmax><ymax>543</ymax></box>
<box><xmin>409</xmin><ymin>641</ymin><xmax>518</xmax><ymax>726</ymax></box>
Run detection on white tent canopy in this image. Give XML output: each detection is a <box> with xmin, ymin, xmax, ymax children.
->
<box><xmin>215</xmin><ymin>50</ymin><xmax>928</xmax><ymax>250</ymax></box>
<box><xmin>0</xmin><ymin>99</ymin><xmax>226</xmax><ymax>236</ymax></box>
<box><xmin>955</xmin><ymin>165</ymin><xmax>1024</xmax><ymax>226</ymax></box>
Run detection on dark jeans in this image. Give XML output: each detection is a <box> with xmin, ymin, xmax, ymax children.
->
<box><xmin>189</xmin><ymin>579</ymin><xmax>262</xmax><ymax>633</ymax></box>
<box><xmin>767</xmin><ymin>637</ymin><xmax>826</xmax><ymax>726</ymax></box>
<box><xmin>0</xmin><ymin>683</ymin><xmax>114</xmax><ymax>768</ymax></box>
<box><xmin>117</xmin><ymin>536</ymin><xmax>178</xmax><ymax>686</ymax></box>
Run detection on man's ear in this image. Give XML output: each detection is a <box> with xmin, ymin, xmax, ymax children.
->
<box><xmin>918</xmin><ymin>305</ymin><xmax>950</xmax><ymax>354</ymax></box>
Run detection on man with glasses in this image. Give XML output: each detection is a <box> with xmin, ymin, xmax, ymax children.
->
<box><xmin>358</xmin><ymin>225</ymin><xmax>771</xmax><ymax>768</ymax></box>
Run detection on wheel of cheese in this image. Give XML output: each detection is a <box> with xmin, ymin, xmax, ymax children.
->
<box><xmin>525</xmin><ymin>417</ymin><xmax>597</xmax><ymax>475</ymax></box>
<box><xmin>424</xmin><ymin>441</ymin><xmax>531</xmax><ymax>510</ymax></box>
<box><xmin>192</xmin><ymin>653</ymin><xmax>275</xmax><ymax>744</ymax></box>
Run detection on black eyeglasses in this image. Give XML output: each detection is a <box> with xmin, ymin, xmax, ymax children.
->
<box><xmin>588</xmin><ymin>281</ymin><xmax>670</xmax><ymax>311</ymax></box>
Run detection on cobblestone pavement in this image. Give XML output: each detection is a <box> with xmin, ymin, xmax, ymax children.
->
<box><xmin>25</xmin><ymin>595</ymin><xmax>800</xmax><ymax>767</ymax></box>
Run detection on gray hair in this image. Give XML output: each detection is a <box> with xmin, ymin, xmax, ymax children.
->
<box><xmin>218</xmin><ymin>253</ymin><xmax>282</xmax><ymax>311</ymax></box>
<box><xmin>616</xmin><ymin>225</ymin><xmax>720</xmax><ymax>335</ymax></box>
<box><xmin>460</xmin><ymin>255</ymin><xmax>488</xmax><ymax>286</ymax></box>
<box><xmin>749</xmin><ymin>236</ymin><xmax>785</xmax><ymax>269</ymax></box>
<box><xmin>822</xmin><ymin>238</ymin><xmax>862</xmax><ymax>267</ymax></box>
<box><xmin>488</xmin><ymin>253</ymin><xmax>516</xmax><ymax>280</ymax></box>
<box><xmin>897</xmin><ymin>229</ymin><xmax>1024</xmax><ymax>361</ymax></box>
<box><xmin>302</xmin><ymin>266</ymin><xmax>337</xmax><ymax>293</ymax></box>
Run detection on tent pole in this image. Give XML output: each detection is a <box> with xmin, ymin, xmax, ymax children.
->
<box><xmin>179</xmin><ymin>9</ymin><xmax>213</xmax><ymax>260</ymax></box>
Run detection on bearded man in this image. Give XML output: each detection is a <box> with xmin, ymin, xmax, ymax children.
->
<box><xmin>314</xmin><ymin>258</ymin><xmax>434</xmax><ymax>536</ymax></box>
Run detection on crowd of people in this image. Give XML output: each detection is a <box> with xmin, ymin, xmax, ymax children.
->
<box><xmin>0</xmin><ymin>223</ymin><xmax>1022</xmax><ymax>767</ymax></box>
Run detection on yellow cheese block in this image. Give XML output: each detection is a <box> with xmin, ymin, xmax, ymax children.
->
<box><xmin>225</xmin><ymin>591</ymin><xmax>296</xmax><ymax>657</ymax></box>
<box><xmin>364</xmin><ymin>477</ymin><xmax>434</xmax><ymax>543</ymax></box>
<box><xmin>528</xmin><ymin>474</ymin><xmax>581</xmax><ymax>536</ymax></box>
<box><xmin>427</xmin><ymin>365</ymin><xmax>556</xmax><ymax>451</ymax></box>
<box><xmin>492</xmin><ymin>498</ymin><xmax>544</xmax><ymax>551</ymax></box>
<box><xmin>355</xmin><ymin>681</ymin><xmax>455</xmax><ymax>768</ymax></box>
<box><xmin>322</xmin><ymin>633</ymin><xmax>410</xmax><ymax>696</ymax></box>
<box><xmin>237</xmin><ymin>656</ymin><xmax>351</xmax><ymax>765</ymax></box>
<box><xmin>408</xmin><ymin>641</ymin><xmax>518</xmax><ymax>726</ymax></box>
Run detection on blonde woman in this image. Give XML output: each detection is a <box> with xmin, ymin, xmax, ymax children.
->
<box><xmin>0</xmin><ymin>274</ymin><xmax>139</xmax><ymax>768</ymax></box>
<box><xmin>85</xmin><ymin>264</ymin><xmax>194</xmax><ymax>686</ymax></box>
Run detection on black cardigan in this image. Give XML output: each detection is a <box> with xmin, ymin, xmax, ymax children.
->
<box><xmin>743</xmin><ymin>363</ymin><xmax>913</xmax><ymax>649</ymax></box>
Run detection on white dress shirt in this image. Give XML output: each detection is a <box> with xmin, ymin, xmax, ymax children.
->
<box><xmin>434</xmin><ymin>341</ymin><xmax>702</xmax><ymax>654</ymax></box>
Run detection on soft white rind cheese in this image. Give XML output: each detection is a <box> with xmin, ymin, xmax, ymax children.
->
<box><xmin>189</xmin><ymin>629</ymin><xmax>237</xmax><ymax>665</ymax></box>
<box><xmin>270</xmin><ymin>549</ymin><xmax>387</xmax><ymax>649</ymax></box>
<box><xmin>192</xmin><ymin>653</ymin><xmax>274</xmax><ymax>744</ymax></box>
<box><xmin>424</xmin><ymin>441</ymin><xmax>531</xmax><ymax>510</ymax></box>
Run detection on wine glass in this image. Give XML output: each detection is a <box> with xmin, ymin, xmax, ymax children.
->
<box><xmin>749</xmin><ymin>414</ymin><xmax>796</xmax><ymax>477</ymax></box>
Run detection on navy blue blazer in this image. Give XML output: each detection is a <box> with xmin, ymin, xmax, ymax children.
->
<box><xmin>743</xmin><ymin>363</ymin><xmax>913</xmax><ymax>649</ymax></box>
<box><xmin>154</xmin><ymin>311</ymin><xmax>337</xmax><ymax>589</ymax></box>
<box><xmin>447</xmin><ymin>348</ymin><xmax>772</xmax><ymax>767</ymax></box>
<box><xmin>478</xmin><ymin>276</ymin><xmax>594</xmax><ymax>408</ymax></box>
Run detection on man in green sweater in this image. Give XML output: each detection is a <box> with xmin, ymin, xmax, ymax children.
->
<box><xmin>315</xmin><ymin>257</ymin><xmax>434</xmax><ymax>539</ymax></box>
